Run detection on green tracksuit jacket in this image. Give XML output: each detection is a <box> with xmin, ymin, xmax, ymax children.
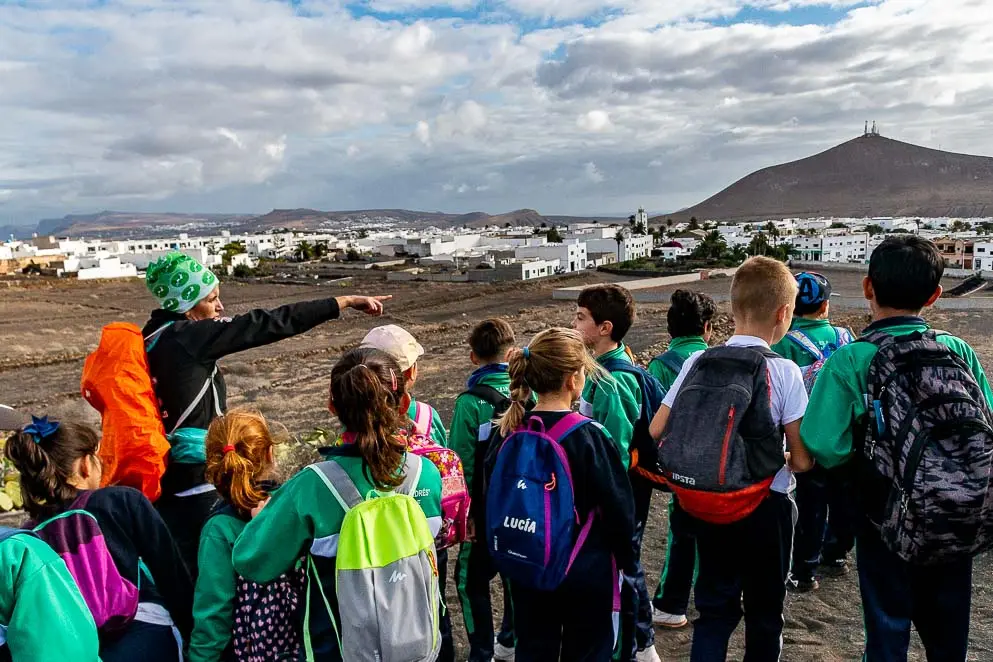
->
<box><xmin>580</xmin><ymin>344</ymin><xmax>642</xmax><ymax>470</ymax></box>
<box><xmin>0</xmin><ymin>530</ymin><xmax>100</xmax><ymax>662</ymax></box>
<box><xmin>189</xmin><ymin>512</ymin><xmax>245</xmax><ymax>662</ymax></box>
<box><xmin>770</xmin><ymin>317</ymin><xmax>855</xmax><ymax>368</ymax></box>
<box><xmin>647</xmin><ymin>336</ymin><xmax>708</xmax><ymax>391</ymax></box>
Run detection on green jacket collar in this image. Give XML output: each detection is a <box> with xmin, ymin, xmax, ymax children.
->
<box><xmin>668</xmin><ymin>336</ymin><xmax>708</xmax><ymax>353</ymax></box>
<box><xmin>597</xmin><ymin>343</ymin><xmax>631</xmax><ymax>364</ymax></box>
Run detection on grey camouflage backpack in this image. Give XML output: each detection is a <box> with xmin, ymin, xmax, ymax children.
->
<box><xmin>307</xmin><ymin>454</ymin><xmax>441</xmax><ymax>662</ymax></box>
<box><xmin>862</xmin><ymin>329</ymin><xmax>993</xmax><ymax>564</ymax></box>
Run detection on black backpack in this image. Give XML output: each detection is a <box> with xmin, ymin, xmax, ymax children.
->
<box><xmin>659</xmin><ymin>346</ymin><xmax>784</xmax><ymax>523</ymax></box>
<box><xmin>209</xmin><ymin>506</ymin><xmax>306</xmax><ymax>661</ymax></box>
<box><xmin>598</xmin><ymin>359</ymin><xmax>668</xmax><ymax>487</ymax></box>
<box><xmin>858</xmin><ymin>329</ymin><xmax>993</xmax><ymax>564</ymax></box>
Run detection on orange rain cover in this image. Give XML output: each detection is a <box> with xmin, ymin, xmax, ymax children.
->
<box><xmin>81</xmin><ymin>322</ymin><xmax>169</xmax><ymax>502</ymax></box>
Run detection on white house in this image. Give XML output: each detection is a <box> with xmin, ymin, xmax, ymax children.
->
<box><xmin>791</xmin><ymin>233</ymin><xmax>868</xmax><ymax>263</ymax></box>
<box><xmin>974</xmin><ymin>242</ymin><xmax>993</xmax><ymax>271</ymax></box>
<box><xmin>515</xmin><ymin>240</ymin><xmax>587</xmax><ymax>273</ymax></box>
<box><xmin>582</xmin><ymin>233</ymin><xmax>652</xmax><ymax>262</ymax></box>
<box><xmin>77</xmin><ymin>257</ymin><xmax>139</xmax><ymax>281</ymax></box>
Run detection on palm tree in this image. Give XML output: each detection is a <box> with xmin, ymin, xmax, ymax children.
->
<box><xmin>295</xmin><ymin>241</ymin><xmax>314</xmax><ymax>262</ymax></box>
<box><xmin>314</xmin><ymin>241</ymin><xmax>330</xmax><ymax>259</ymax></box>
<box><xmin>628</xmin><ymin>214</ymin><xmax>637</xmax><ymax>226</ymax></box>
<box><xmin>688</xmin><ymin>217</ymin><xmax>700</xmax><ymax>231</ymax></box>
<box><xmin>614</xmin><ymin>229</ymin><xmax>627</xmax><ymax>262</ymax></box>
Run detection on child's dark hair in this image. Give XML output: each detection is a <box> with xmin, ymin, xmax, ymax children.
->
<box><xmin>205</xmin><ymin>409</ymin><xmax>281</xmax><ymax>516</ymax></box>
<box><xmin>330</xmin><ymin>348</ymin><xmax>409</xmax><ymax>488</ymax></box>
<box><xmin>576</xmin><ymin>284</ymin><xmax>636</xmax><ymax>342</ymax></box>
<box><xmin>498</xmin><ymin>328</ymin><xmax>605</xmax><ymax>436</ymax></box>
<box><xmin>667</xmin><ymin>290</ymin><xmax>717</xmax><ymax>338</ymax></box>
<box><xmin>4</xmin><ymin>421</ymin><xmax>100</xmax><ymax>520</ymax></box>
<box><xmin>869</xmin><ymin>236</ymin><xmax>944</xmax><ymax>311</ymax></box>
<box><xmin>469</xmin><ymin>318</ymin><xmax>516</xmax><ymax>362</ymax></box>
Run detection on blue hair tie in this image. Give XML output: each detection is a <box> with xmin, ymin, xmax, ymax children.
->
<box><xmin>23</xmin><ymin>416</ymin><xmax>60</xmax><ymax>444</ymax></box>
<box><xmin>522</xmin><ymin>347</ymin><xmax>531</xmax><ymax>359</ymax></box>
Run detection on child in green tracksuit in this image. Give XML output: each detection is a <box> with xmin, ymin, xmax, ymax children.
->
<box><xmin>190</xmin><ymin>409</ymin><xmax>303</xmax><ymax>662</ymax></box>
<box><xmin>646</xmin><ymin>290</ymin><xmax>717</xmax><ymax>629</ymax></box>
<box><xmin>771</xmin><ymin>272</ymin><xmax>856</xmax><ymax>592</ymax></box>
<box><xmin>801</xmin><ymin>237</ymin><xmax>993</xmax><ymax>661</ymax></box>
<box><xmin>573</xmin><ymin>284</ymin><xmax>657</xmax><ymax>662</ymax></box>
<box><xmin>449</xmin><ymin>319</ymin><xmax>517</xmax><ymax>662</ymax></box>
<box><xmin>0</xmin><ymin>528</ymin><xmax>100</xmax><ymax>662</ymax></box>
<box><xmin>233</xmin><ymin>348</ymin><xmax>443</xmax><ymax>661</ymax></box>
<box><xmin>362</xmin><ymin>324</ymin><xmax>448</xmax><ymax>447</ymax></box>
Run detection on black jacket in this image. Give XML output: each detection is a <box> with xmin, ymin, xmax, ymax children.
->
<box><xmin>142</xmin><ymin>298</ymin><xmax>341</xmax><ymax>496</ymax></box>
<box><xmin>483</xmin><ymin>411</ymin><xmax>638</xmax><ymax>576</ymax></box>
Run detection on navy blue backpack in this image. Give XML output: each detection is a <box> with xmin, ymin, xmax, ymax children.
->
<box><xmin>599</xmin><ymin>358</ymin><xmax>668</xmax><ymax>487</ymax></box>
<box><xmin>486</xmin><ymin>413</ymin><xmax>595</xmax><ymax>591</ymax></box>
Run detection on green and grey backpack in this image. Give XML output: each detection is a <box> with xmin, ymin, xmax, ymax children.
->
<box><xmin>307</xmin><ymin>454</ymin><xmax>441</xmax><ymax>662</ymax></box>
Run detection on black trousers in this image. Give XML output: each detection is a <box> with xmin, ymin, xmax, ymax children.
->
<box><xmin>619</xmin><ymin>477</ymin><xmax>655</xmax><ymax>660</ymax></box>
<box><xmin>437</xmin><ymin>547</ymin><xmax>455</xmax><ymax>662</ymax></box>
<box><xmin>155</xmin><ymin>489</ymin><xmax>220</xmax><ymax>582</ymax></box>
<box><xmin>455</xmin><ymin>541</ymin><xmax>516</xmax><ymax>662</ymax></box>
<box><xmin>690</xmin><ymin>492</ymin><xmax>796</xmax><ymax>662</ymax></box>
<box><xmin>857</xmin><ymin>529</ymin><xmax>973</xmax><ymax>662</ymax></box>
<box><xmin>791</xmin><ymin>465</ymin><xmax>857</xmax><ymax>581</ymax></box>
<box><xmin>652</xmin><ymin>495</ymin><xmax>696</xmax><ymax>616</ymax></box>
<box><xmin>510</xmin><ymin>552</ymin><xmax>618</xmax><ymax>662</ymax></box>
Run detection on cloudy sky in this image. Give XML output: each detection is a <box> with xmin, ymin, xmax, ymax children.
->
<box><xmin>0</xmin><ymin>0</ymin><xmax>989</xmax><ymax>225</ymax></box>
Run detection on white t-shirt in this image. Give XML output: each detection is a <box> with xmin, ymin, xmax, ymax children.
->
<box><xmin>662</xmin><ymin>335</ymin><xmax>809</xmax><ymax>493</ymax></box>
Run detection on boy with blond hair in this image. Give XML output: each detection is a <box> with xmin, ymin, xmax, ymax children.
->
<box><xmin>650</xmin><ymin>256</ymin><xmax>814</xmax><ymax>662</ymax></box>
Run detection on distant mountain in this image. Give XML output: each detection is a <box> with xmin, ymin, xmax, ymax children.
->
<box><xmin>31</xmin><ymin>207</ymin><xmax>615</xmax><ymax>239</ymax></box>
<box><xmin>656</xmin><ymin>134</ymin><xmax>993</xmax><ymax>223</ymax></box>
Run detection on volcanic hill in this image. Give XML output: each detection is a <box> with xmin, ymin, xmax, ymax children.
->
<box><xmin>656</xmin><ymin>134</ymin><xmax>993</xmax><ymax>223</ymax></box>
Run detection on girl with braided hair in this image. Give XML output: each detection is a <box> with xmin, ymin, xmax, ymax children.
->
<box><xmin>483</xmin><ymin>327</ymin><xmax>638</xmax><ymax>662</ymax></box>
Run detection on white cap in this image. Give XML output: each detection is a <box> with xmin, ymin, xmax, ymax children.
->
<box><xmin>0</xmin><ymin>405</ymin><xmax>28</xmax><ymax>431</ymax></box>
<box><xmin>360</xmin><ymin>325</ymin><xmax>425</xmax><ymax>372</ymax></box>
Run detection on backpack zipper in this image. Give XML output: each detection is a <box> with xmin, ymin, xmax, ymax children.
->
<box><xmin>719</xmin><ymin>407</ymin><xmax>735</xmax><ymax>485</ymax></box>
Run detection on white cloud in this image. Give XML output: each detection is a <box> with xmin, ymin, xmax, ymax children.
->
<box><xmin>0</xmin><ymin>0</ymin><xmax>991</xmax><ymax>221</ymax></box>
<box><xmin>584</xmin><ymin>161</ymin><xmax>605</xmax><ymax>183</ymax></box>
<box><xmin>577</xmin><ymin>110</ymin><xmax>613</xmax><ymax>132</ymax></box>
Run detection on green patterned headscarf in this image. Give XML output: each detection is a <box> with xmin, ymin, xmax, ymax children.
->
<box><xmin>145</xmin><ymin>251</ymin><xmax>218</xmax><ymax>313</ymax></box>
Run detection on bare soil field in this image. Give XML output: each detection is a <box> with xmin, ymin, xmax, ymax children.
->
<box><xmin>0</xmin><ymin>270</ymin><xmax>990</xmax><ymax>661</ymax></box>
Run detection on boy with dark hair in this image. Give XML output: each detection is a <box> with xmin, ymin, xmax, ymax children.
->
<box><xmin>771</xmin><ymin>272</ymin><xmax>857</xmax><ymax>592</ymax></box>
<box><xmin>650</xmin><ymin>256</ymin><xmax>814</xmax><ymax>661</ymax></box>
<box><xmin>647</xmin><ymin>289</ymin><xmax>717</xmax><ymax>629</ymax></box>
<box><xmin>802</xmin><ymin>236</ymin><xmax>993</xmax><ymax>661</ymax></box>
<box><xmin>449</xmin><ymin>318</ymin><xmax>517</xmax><ymax>662</ymax></box>
<box><xmin>573</xmin><ymin>284</ymin><xmax>659</xmax><ymax>662</ymax></box>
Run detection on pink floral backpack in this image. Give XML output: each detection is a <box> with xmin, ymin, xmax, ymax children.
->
<box><xmin>404</xmin><ymin>431</ymin><xmax>471</xmax><ymax>549</ymax></box>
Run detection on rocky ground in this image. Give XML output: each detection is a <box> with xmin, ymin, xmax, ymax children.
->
<box><xmin>0</xmin><ymin>270</ymin><xmax>990</xmax><ymax>661</ymax></box>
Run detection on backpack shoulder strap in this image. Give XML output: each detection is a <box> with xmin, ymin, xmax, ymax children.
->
<box><xmin>462</xmin><ymin>384</ymin><xmax>509</xmax><ymax>409</ymax></box>
<box><xmin>785</xmin><ymin>330</ymin><xmax>823</xmax><ymax>360</ymax></box>
<box><xmin>168</xmin><ymin>365</ymin><xmax>220</xmax><ymax>436</ymax></box>
<box><xmin>546</xmin><ymin>412</ymin><xmax>591</xmax><ymax>441</ymax></box>
<box><xmin>143</xmin><ymin>321</ymin><xmax>175</xmax><ymax>353</ymax></box>
<box><xmin>308</xmin><ymin>462</ymin><xmax>364</xmax><ymax>513</ymax></box>
<box><xmin>834</xmin><ymin>326</ymin><xmax>855</xmax><ymax>347</ymax></box>
<box><xmin>656</xmin><ymin>350</ymin><xmax>685</xmax><ymax>375</ymax></box>
<box><xmin>394</xmin><ymin>453</ymin><xmax>423</xmax><ymax>497</ymax></box>
<box><xmin>412</xmin><ymin>402</ymin><xmax>432</xmax><ymax>436</ymax></box>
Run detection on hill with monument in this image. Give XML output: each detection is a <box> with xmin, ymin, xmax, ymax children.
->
<box><xmin>656</xmin><ymin>126</ymin><xmax>993</xmax><ymax>223</ymax></box>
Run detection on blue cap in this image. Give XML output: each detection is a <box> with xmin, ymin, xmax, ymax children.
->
<box><xmin>795</xmin><ymin>272</ymin><xmax>832</xmax><ymax>307</ymax></box>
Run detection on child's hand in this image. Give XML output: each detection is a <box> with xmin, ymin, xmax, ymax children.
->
<box><xmin>250</xmin><ymin>497</ymin><xmax>270</xmax><ymax>518</ymax></box>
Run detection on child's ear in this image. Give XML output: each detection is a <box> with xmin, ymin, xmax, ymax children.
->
<box><xmin>328</xmin><ymin>395</ymin><xmax>337</xmax><ymax>416</ymax></box>
<box><xmin>924</xmin><ymin>285</ymin><xmax>943</xmax><ymax>307</ymax></box>
<box><xmin>776</xmin><ymin>303</ymin><xmax>791</xmax><ymax>325</ymax></box>
<box><xmin>819</xmin><ymin>300</ymin><xmax>830</xmax><ymax>316</ymax></box>
<box><xmin>399</xmin><ymin>392</ymin><xmax>412</xmax><ymax>414</ymax></box>
<box><xmin>599</xmin><ymin>320</ymin><xmax>614</xmax><ymax>338</ymax></box>
<box><xmin>862</xmin><ymin>276</ymin><xmax>874</xmax><ymax>302</ymax></box>
<box><xmin>469</xmin><ymin>350</ymin><xmax>480</xmax><ymax>366</ymax></box>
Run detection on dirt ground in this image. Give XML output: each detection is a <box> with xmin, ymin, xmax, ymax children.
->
<box><xmin>0</xmin><ymin>269</ymin><xmax>991</xmax><ymax>661</ymax></box>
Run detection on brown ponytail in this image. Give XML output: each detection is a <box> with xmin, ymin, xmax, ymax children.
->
<box><xmin>4</xmin><ymin>421</ymin><xmax>100</xmax><ymax>520</ymax></box>
<box><xmin>204</xmin><ymin>409</ymin><xmax>279</xmax><ymax>516</ymax></box>
<box><xmin>497</xmin><ymin>327</ymin><xmax>605</xmax><ymax>437</ymax></box>
<box><xmin>330</xmin><ymin>348</ymin><xmax>408</xmax><ymax>488</ymax></box>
